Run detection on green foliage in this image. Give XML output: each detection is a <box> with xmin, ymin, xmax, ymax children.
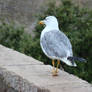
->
<box><xmin>0</xmin><ymin>0</ymin><xmax>92</xmax><ymax>83</ymax></box>
<box><xmin>0</xmin><ymin>22</ymin><xmax>33</xmax><ymax>54</ymax></box>
<box><xmin>0</xmin><ymin>22</ymin><xmax>24</xmax><ymax>50</ymax></box>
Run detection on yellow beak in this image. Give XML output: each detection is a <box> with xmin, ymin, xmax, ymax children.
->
<box><xmin>39</xmin><ymin>21</ymin><xmax>44</xmax><ymax>25</ymax></box>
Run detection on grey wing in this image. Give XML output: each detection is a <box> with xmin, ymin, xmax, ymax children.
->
<box><xmin>40</xmin><ymin>30</ymin><xmax>72</xmax><ymax>59</ymax></box>
<box><xmin>56</xmin><ymin>30</ymin><xmax>73</xmax><ymax>56</ymax></box>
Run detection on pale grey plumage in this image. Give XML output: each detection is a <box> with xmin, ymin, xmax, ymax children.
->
<box><xmin>40</xmin><ymin>30</ymin><xmax>73</xmax><ymax>59</ymax></box>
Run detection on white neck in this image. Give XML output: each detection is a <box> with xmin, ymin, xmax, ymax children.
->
<box><xmin>41</xmin><ymin>25</ymin><xmax>59</xmax><ymax>39</ymax></box>
<box><xmin>44</xmin><ymin>24</ymin><xmax>59</xmax><ymax>32</ymax></box>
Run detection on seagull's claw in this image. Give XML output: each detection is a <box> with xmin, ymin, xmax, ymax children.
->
<box><xmin>55</xmin><ymin>69</ymin><xmax>59</xmax><ymax>73</ymax></box>
<box><xmin>52</xmin><ymin>69</ymin><xmax>58</xmax><ymax>76</ymax></box>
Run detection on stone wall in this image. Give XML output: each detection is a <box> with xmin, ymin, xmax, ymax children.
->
<box><xmin>0</xmin><ymin>0</ymin><xmax>44</xmax><ymax>24</ymax></box>
<box><xmin>0</xmin><ymin>0</ymin><xmax>60</xmax><ymax>34</ymax></box>
<box><xmin>0</xmin><ymin>0</ymin><xmax>91</xmax><ymax>34</ymax></box>
<box><xmin>0</xmin><ymin>45</ymin><xmax>92</xmax><ymax>92</ymax></box>
<box><xmin>0</xmin><ymin>0</ymin><xmax>60</xmax><ymax>24</ymax></box>
<box><xmin>0</xmin><ymin>45</ymin><xmax>50</xmax><ymax>92</ymax></box>
<box><xmin>0</xmin><ymin>0</ymin><xmax>91</xmax><ymax>24</ymax></box>
<box><xmin>0</xmin><ymin>67</ymin><xmax>49</xmax><ymax>92</ymax></box>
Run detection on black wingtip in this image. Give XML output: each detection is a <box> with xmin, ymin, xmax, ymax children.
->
<box><xmin>68</xmin><ymin>56</ymin><xmax>87</xmax><ymax>63</ymax></box>
<box><xmin>79</xmin><ymin>58</ymin><xmax>87</xmax><ymax>62</ymax></box>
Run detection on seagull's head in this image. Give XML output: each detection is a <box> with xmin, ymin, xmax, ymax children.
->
<box><xmin>39</xmin><ymin>16</ymin><xmax>59</xmax><ymax>28</ymax></box>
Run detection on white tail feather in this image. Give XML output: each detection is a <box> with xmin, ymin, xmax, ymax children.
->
<box><xmin>61</xmin><ymin>58</ymin><xmax>77</xmax><ymax>67</ymax></box>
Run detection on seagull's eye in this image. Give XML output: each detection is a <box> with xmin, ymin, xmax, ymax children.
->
<box><xmin>45</xmin><ymin>17</ymin><xmax>49</xmax><ymax>20</ymax></box>
<box><xmin>45</xmin><ymin>18</ymin><xmax>47</xmax><ymax>21</ymax></box>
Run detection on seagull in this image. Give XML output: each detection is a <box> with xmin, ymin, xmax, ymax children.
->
<box><xmin>39</xmin><ymin>16</ymin><xmax>86</xmax><ymax>76</ymax></box>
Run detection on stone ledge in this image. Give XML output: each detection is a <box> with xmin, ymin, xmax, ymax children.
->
<box><xmin>0</xmin><ymin>67</ymin><xmax>49</xmax><ymax>92</ymax></box>
<box><xmin>0</xmin><ymin>45</ymin><xmax>92</xmax><ymax>92</ymax></box>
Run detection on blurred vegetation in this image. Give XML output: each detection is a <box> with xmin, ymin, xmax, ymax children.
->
<box><xmin>0</xmin><ymin>0</ymin><xmax>92</xmax><ymax>83</ymax></box>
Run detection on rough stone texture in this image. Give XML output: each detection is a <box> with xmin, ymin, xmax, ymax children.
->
<box><xmin>0</xmin><ymin>0</ymin><xmax>60</xmax><ymax>34</ymax></box>
<box><xmin>0</xmin><ymin>0</ymin><xmax>91</xmax><ymax>35</ymax></box>
<box><xmin>0</xmin><ymin>67</ymin><xmax>49</xmax><ymax>92</ymax></box>
<box><xmin>0</xmin><ymin>0</ymin><xmax>91</xmax><ymax>24</ymax></box>
<box><xmin>0</xmin><ymin>45</ymin><xmax>92</xmax><ymax>92</ymax></box>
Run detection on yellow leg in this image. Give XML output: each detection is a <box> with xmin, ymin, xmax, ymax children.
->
<box><xmin>56</xmin><ymin>60</ymin><xmax>60</xmax><ymax>73</ymax></box>
<box><xmin>52</xmin><ymin>59</ymin><xmax>55</xmax><ymax>73</ymax></box>
<box><xmin>52</xmin><ymin>59</ymin><xmax>58</xmax><ymax>76</ymax></box>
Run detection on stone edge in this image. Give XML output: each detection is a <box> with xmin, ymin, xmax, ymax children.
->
<box><xmin>0</xmin><ymin>67</ymin><xmax>50</xmax><ymax>92</ymax></box>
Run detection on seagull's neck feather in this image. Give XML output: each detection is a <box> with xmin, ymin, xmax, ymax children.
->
<box><xmin>45</xmin><ymin>26</ymin><xmax>59</xmax><ymax>31</ymax></box>
<box><xmin>43</xmin><ymin>22</ymin><xmax>59</xmax><ymax>32</ymax></box>
<box><xmin>41</xmin><ymin>24</ymin><xmax>59</xmax><ymax>39</ymax></box>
